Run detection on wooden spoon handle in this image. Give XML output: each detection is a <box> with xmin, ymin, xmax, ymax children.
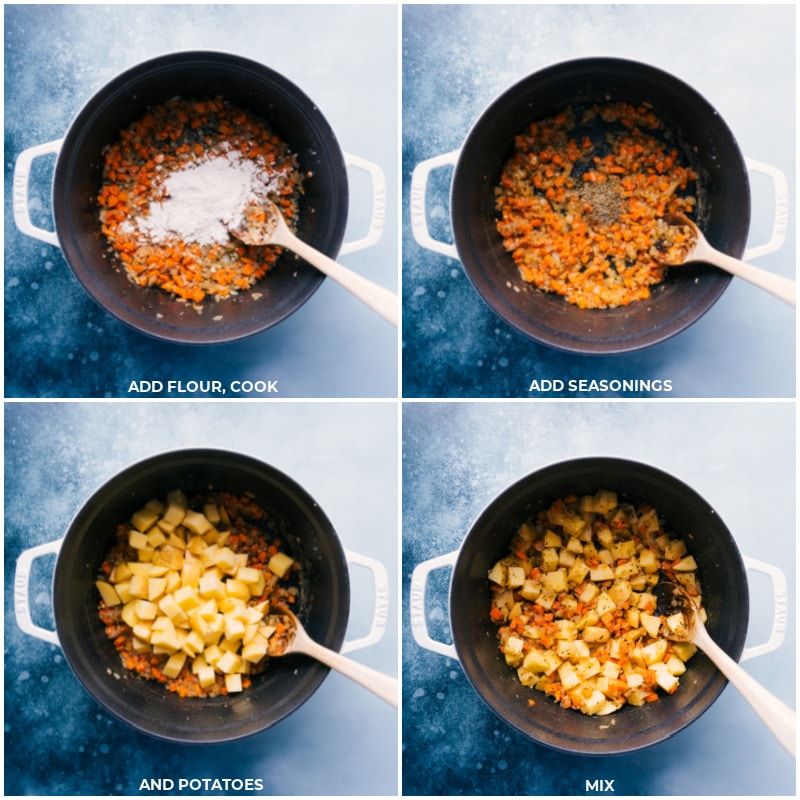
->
<box><xmin>278</xmin><ymin>229</ymin><xmax>398</xmax><ymax>326</ymax></box>
<box><xmin>695</xmin><ymin>624</ymin><xmax>795</xmax><ymax>757</ymax></box>
<box><xmin>302</xmin><ymin>638</ymin><xmax>398</xmax><ymax>707</ymax></box>
<box><xmin>700</xmin><ymin>244</ymin><xmax>796</xmax><ymax>307</ymax></box>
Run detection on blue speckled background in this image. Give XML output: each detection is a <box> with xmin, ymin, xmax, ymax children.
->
<box><xmin>4</xmin><ymin>4</ymin><xmax>398</xmax><ymax>399</ymax></box>
<box><xmin>401</xmin><ymin>4</ymin><xmax>795</xmax><ymax>398</ymax></box>
<box><xmin>5</xmin><ymin>401</ymin><xmax>398</xmax><ymax>795</ymax></box>
<box><xmin>402</xmin><ymin>401</ymin><xmax>795</xmax><ymax>795</ymax></box>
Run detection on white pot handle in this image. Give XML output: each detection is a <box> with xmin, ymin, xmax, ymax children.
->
<box><xmin>13</xmin><ymin>139</ymin><xmax>63</xmax><ymax>247</ymax></box>
<box><xmin>338</xmin><ymin>153</ymin><xmax>386</xmax><ymax>256</ymax></box>
<box><xmin>409</xmin><ymin>550</ymin><xmax>458</xmax><ymax>659</ymax></box>
<box><xmin>409</xmin><ymin>150</ymin><xmax>460</xmax><ymax>259</ymax></box>
<box><xmin>740</xmin><ymin>555</ymin><xmax>788</xmax><ymax>662</ymax></box>
<box><xmin>340</xmin><ymin>549</ymin><xmax>391</xmax><ymax>654</ymax></box>
<box><xmin>743</xmin><ymin>157</ymin><xmax>789</xmax><ymax>261</ymax></box>
<box><xmin>14</xmin><ymin>538</ymin><xmax>63</xmax><ymax>646</ymax></box>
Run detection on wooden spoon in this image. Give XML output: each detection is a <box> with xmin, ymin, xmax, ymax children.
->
<box><xmin>266</xmin><ymin>606</ymin><xmax>398</xmax><ymax>707</ymax></box>
<box><xmin>655</xmin><ymin>579</ymin><xmax>795</xmax><ymax>757</ymax></box>
<box><xmin>232</xmin><ymin>200</ymin><xmax>398</xmax><ymax>326</ymax></box>
<box><xmin>654</xmin><ymin>214</ymin><xmax>795</xmax><ymax>306</ymax></box>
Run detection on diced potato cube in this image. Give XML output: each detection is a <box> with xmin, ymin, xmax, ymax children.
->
<box><xmin>596</xmin><ymin>525</ymin><xmax>615</xmax><ymax>550</ymax></box>
<box><xmin>225</xmin><ymin>579</ymin><xmax>251</xmax><ymax>601</ymax></box>
<box><xmin>182</xmin><ymin>509</ymin><xmax>212</xmax><ymax>535</ymax></box>
<box><xmin>181</xmin><ymin>630</ymin><xmax>205</xmax><ymax>658</ymax></box>
<box><xmin>120</xmin><ymin>601</ymin><xmax>141</xmax><ymax>628</ymax></box>
<box><xmin>672</xmin><ymin>555</ymin><xmax>698</xmax><ymax>572</ymax></box>
<box><xmin>506</xmin><ymin>566</ymin><xmax>526</xmax><ymax>588</ymax></box>
<box><xmin>96</xmin><ymin>580</ymin><xmax>122</xmax><ymax>607</ymax></box>
<box><xmin>640</xmin><ymin>613</ymin><xmax>661</xmax><ymax>638</ymax></box>
<box><xmin>642</xmin><ymin>639</ymin><xmax>668</xmax><ymax>665</ymax></box>
<box><xmin>636</xmin><ymin>508</ymin><xmax>660</xmax><ymax>535</ymax></box>
<box><xmin>602</xmin><ymin>660</ymin><xmax>621</xmax><ymax>680</ymax></box>
<box><xmin>581</xmin><ymin>689</ymin><xmax>608</xmax><ymax>715</ymax></box>
<box><xmin>487</xmin><ymin>561</ymin><xmax>507</xmax><ymax>586</ymax></box>
<box><xmin>542</xmin><ymin>569</ymin><xmax>567</xmax><ymax>593</ymax></box>
<box><xmin>665</xmin><ymin>655</ymin><xmax>686</xmax><ymax>676</ymax></box>
<box><xmin>592</xmin><ymin>490</ymin><xmax>618</xmax><ymax>514</ymax></box>
<box><xmin>557</xmin><ymin>548</ymin><xmax>576</xmax><ymax>568</ymax></box>
<box><xmin>147</xmin><ymin>577</ymin><xmax>167</xmax><ymax>602</ymax></box>
<box><xmin>663</xmin><ymin>539</ymin><xmax>687</xmax><ymax>561</ymax></box>
<box><xmin>111</xmin><ymin>563</ymin><xmax>133</xmax><ymax>582</ymax></box>
<box><xmin>151</xmin><ymin>617</ymin><xmax>180</xmax><ymax>652</ymax></box>
<box><xmin>132</xmin><ymin>623</ymin><xmax>153</xmax><ymax>643</ymax></box>
<box><xmin>555</xmin><ymin>639</ymin><xmax>574</xmax><ymax>660</ymax></box>
<box><xmin>540</xmin><ymin>548</ymin><xmax>559</xmax><ymax>573</ymax></box>
<box><xmin>583</xmin><ymin>626</ymin><xmax>610</xmax><ymax>643</ymax></box>
<box><xmin>607</xmin><ymin>581</ymin><xmax>632</xmax><ymax>606</ymax></box>
<box><xmin>131</xmin><ymin>507</ymin><xmax>160</xmax><ymax>533</ymax></box>
<box><xmin>173</xmin><ymin>584</ymin><xmax>202</xmax><ymax>613</ymax></box>
<box><xmin>577</xmin><ymin>582</ymin><xmax>598</xmax><ymax>605</ymax></box>
<box><xmin>589</xmin><ymin>563</ymin><xmax>615</xmax><ymax>582</ymax></box>
<box><xmin>567</xmin><ymin>558</ymin><xmax>590</xmax><ymax>586</ymax></box>
<box><xmin>236</xmin><ymin>566</ymin><xmax>261</xmax><ymax>585</ymax></box>
<box><xmin>225</xmin><ymin>673</ymin><xmax>243</xmax><ymax>693</ymax></box>
<box><xmin>147</xmin><ymin>529</ymin><xmax>167</xmax><ymax>549</ymax></box>
<box><xmin>163</xmin><ymin>652</ymin><xmax>187</xmax><ymax>679</ymax></box>
<box><xmin>203</xmin><ymin>503</ymin><xmax>221</xmax><ymax>525</ymax></box>
<box><xmin>638</xmin><ymin>548</ymin><xmax>660</xmax><ymax>573</ymax></box>
<box><xmin>557</xmin><ymin>661</ymin><xmax>581</xmax><ymax>690</ymax></box>
<box><xmin>242</xmin><ymin>637</ymin><xmax>269</xmax><ymax>663</ymax></box>
<box><xmin>542</xmin><ymin>530</ymin><xmax>562</xmax><ymax>548</ymax></box>
<box><xmin>574</xmin><ymin>657</ymin><xmax>602</xmax><ymax>682</ymax></box>
<box><xmin>504</xmin><ymin>636</ymin><xmax>525</xmax><ymax>667</ymax></box>
<box><xmin>196</xmin><ymin>664</ymin><xmax>216</xmax><ymax>688</ymax></box>
<box><xmin>672</xmin><ymin>641</ymin><xmax>697</xmax><ymax>661</ymax></box>
<box><xmin>267</xmin><ymin>552</ymin><xmax>294</xmax><ymax>579</ymax></box>
<box><xmin>134</xmin><ymin>599</ymin><xmax>158</xmax><ymax>620</ymax></box>
<box><xmin>198</xmin><ymin>573</ymin><xmax>227</xmax><ymax>601</ymax></box>
<box><xmin>553</xmin><ymin>619</ymin><xmax>577</xmax><ymax>641</ymax></box>
<box><xmin>128</xmin><ymin>530</ymin><xmax>150</xmax><ymax>550</ymax></box>
<box><xmin>595</xmin><ymin>592</ymin><xmax>616</xmax><ymax>616</ymax></box>
<box><xmin>129</xmin><ymin>575</ymin><xmax>150</xmax><ymax>600</ymax></box>
<box><xmin>652</xmin><ymin>662</ymin><xmax>679</xmax><ymax>693</ymax></box>
<box><xmin>223</xmin><ymin>616</ymin><xmax>246</xmax><ymax>641</ymax></box>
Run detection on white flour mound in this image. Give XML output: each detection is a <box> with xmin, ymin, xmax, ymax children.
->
<box><xmin>138</xmin><ymin>152</ymin><xmax>270</xmax><ymax>245</ymax></box>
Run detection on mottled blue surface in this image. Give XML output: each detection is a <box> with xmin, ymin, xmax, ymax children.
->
<box><xmin>5</xmin><ymin>402</ymin><xmax>398</xmax><ymax>795</ymax></box>
<box><xmin>4</xmin><ymin>4</ymin><xmax>398</xmax><ymax>399</ymax></box>
<box><xmin>402</xmin><ymin>4</ymin><xmax>795</xmax><ymax>398</ymax></box>
<box><xmin>402</xmin><ymin>401</ymin><xmax>795</xmax><ymax>795</ymax></box>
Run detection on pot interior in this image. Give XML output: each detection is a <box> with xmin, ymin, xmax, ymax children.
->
<box><xmin>451</xmin><ymin>58</ymin><xmax>750</xmax><ymax>354</ymax></box>
<box><xmin>52</xmin><ymin>449</ymin><xmax>350</xmax><ymax>743</ymax></box>
<box><xmin>53</xmin><ymin>51</ymin><xmax>349</xmax><ymax>344</ymax></box>
<box><xmin>449</xmin><ymin>457</ymin><xmax>748</xmax><ymax>755</ymax></box>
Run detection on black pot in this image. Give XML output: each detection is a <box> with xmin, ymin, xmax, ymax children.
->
<box><xmin>48</xmin><ymin>449</ymin><xmax>350</xmax><ymax>743</ymax></box>
<box><xmin>51</xmin><ymin>51</ymin><xmax>349</xmax><ymax>344</ymax></box>
<box><xmin>450</xmin><ymin>57</ymin><xmax>749</xmax><ymax>354</ymax></box>
<box><xmin>447</xmin><ymin>457</ymin><xmax>748</xmax><ymax>754</ymax></box>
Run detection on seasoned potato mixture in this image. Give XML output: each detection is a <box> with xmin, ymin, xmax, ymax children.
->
<box><xmin>489</xmin><ymin>490</ymin><xmax>704</xmax><ymax>716</ymax></box>
<box><xmin>96</xmin><ymin>490</ymin><xmax>299</xmax><ymax>697</ymax></box>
